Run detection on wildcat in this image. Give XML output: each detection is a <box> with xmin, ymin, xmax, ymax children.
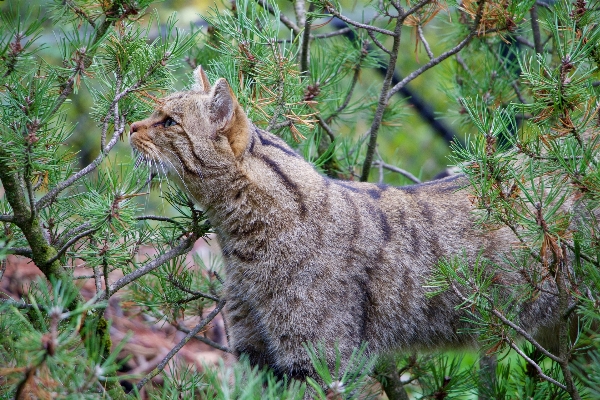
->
<box><xmin>129</xmin><ymin>67</ymin><xmax>560</xmax><ymax>385</ymax></box>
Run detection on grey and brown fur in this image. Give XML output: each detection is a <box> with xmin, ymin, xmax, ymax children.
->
<box><xmin>129</xmin><ymin>67</ymin><xmax>560</xmax><ymax>383</ymax></box>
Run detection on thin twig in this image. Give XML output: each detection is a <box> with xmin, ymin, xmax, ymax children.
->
<box><xmin>325</xmin><ymin>6</ymin><xmax>396</xmax><ymax>36</ymax></box>
<box><xmin>326</xmin><ymin>42</ymin><xmax>367</xmax><ymax>123</ymax></box>
<box><xmin>166</xmin><ymin>274</ymin><xmax>220</xmax><ymax>302</ymax></box>
<box><xmin>417</xmin><ymin>25</ymin><xmax>434</xmax><ymax>60</ymax></box>
<box><xmin>529</xmin><ymin>4</ymin><xmax>544</xmax><ymax>54</ymax></box>
<box><xmin>313</xmin><ymin>27</ymin><xmax>352</xmax><ymax>39</ymax></box>
<box><xmin>266</xmin><ymin>77</ymin><xmax>286</xmax><ymax>131</ymax></box>
<box><xmin>103</xmin><ymin>72</ymin><xmax>122</xmax><ymax>149</ymax></box>
<box><xmin>455</xmin><ymin>54</ymin><xmax>478</xmax><ymax>86</ymax></box>
<box><xmin>0</xmin><ymin>215</ymin><xmax>13</xmax><ymax>222</ymax></box>
<box><xmin>270</xmin><ymin>120</ymin><xmax>292</xmax><ymax>131</ymax></box>
<box><xmin>176</xmin><ymin>321</ymin><xmax>232</xmax><ymax>353</ymax></box>
<box><xmin>367</xmin><ymin>30</ymin><xmax>393</xmax><ymax>55</ymax></box>
<box><xmin>536</xmin><ymin>1</ymin><xmax>552</xmax><ymax>9</ymax></box>
<box><xmin>135</xmin><ymin>215</ymin><xmax>180</xmax><ymax>225</ymax></box>
<box><xmin>72</xmin><ymin>274</ymin><xmax>96</xmax><ymax>280</ymax></box>
<box><xmin>504</xmin><ymin>338</ymin><xmax>567</xmax><ymax>390</ymax></box>
<box><xmin>401</xmin><ymin>0</ymin><xmax>434</xmax><ymax>20</ymax></box>
<box><xmin>373</xmin><ymin>161</ymin><xmax>421</xmax><ymax>184</ymax></box>
<box><xmin>7</xmin><ymin>247</ymin><xmax>33</xmax><ymax>257</ymax></box>
<box><xmin>45</xmin><ymin>228</ymin><xmax>97</xmax><ymax>266</ymax></box>
<box><xmin>0</xmin><ymin>298</ymin><xmax>36</xmax><ymax>310</ymax></box>
<box><xmin>54</xmin><ymin>222</ymin><xmax>92</xmax><ymax>248</ymax></box>
<box><xmin>65</xmin><ymin>0</ymin><xmax>97</xmax><ymax>28</ymax></box>
<box><xmin>300</xmin><ymin>3</ymin><xmax>315</xmax><ymax>73</ymax></box>
<box><xmin>134</xmin><ymin>300</ymin><xmax>226</xmax><ymax>391</ymax></box>
<box><xmin>294</xmin><ymin>0</ymin><xmax>307</xmax><ymax>28</ymax></box>
<box><xmin>316</xmin><ymin>114</ymin><xmax>336</xmax><ymax>143</ymax></box>
<box><xmin>516</xmin><ymin>36</ymin><xmax>535</xmax><ymax>49</ymax></box>
<box><xmin>486</xmin><ymin>42</ymin><xmax>526</xmax><ymax>104</ymax></box>
<box><xmin>0</xmin><ymin>259</ymin><xmax>6</xmax><ymax>281</ymax></box>
<box><xmin>107</xmin><ymin>236</ymin><xmax>195</xmax><ymax>298</ymax></box>
<box><xmin>213</xmin><ymin>271</ymin><xmax>225</xmax><ymax>285</ymax></box>
<box><xmin>93</xmin><ymin>265</ymin><xmax>103</xmax><ymax>292</ymax></box>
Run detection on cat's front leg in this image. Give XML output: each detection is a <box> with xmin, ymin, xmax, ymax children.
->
<box><xmin>264</xmin><ymin>301</ymin><xmax>366</xmax><ymax>395</ymax></box>
<box><xmin>224</xmin><ymin>297</ymin><xmax>274</xmax><ymax>369</ymax></box>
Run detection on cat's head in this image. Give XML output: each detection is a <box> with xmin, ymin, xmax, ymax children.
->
<box><xmin>129</xmin><ymin>66</ymin><xmax>250</xmax><ymax>178</ymax></box>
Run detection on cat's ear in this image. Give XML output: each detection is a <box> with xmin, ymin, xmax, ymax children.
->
<box><xmin>210</xmin><ymin>78</ymin><xmax>249</xmax><ymax>157</ymax></box>
<box><xmin>192</xmin><ymin>65</ymin><xmax>211</xmax><ymax>93</ymax></box>
<box><xmin>209</xmin><ymin>78</ymin><xmax>235</xmax><ymax>127</ymax></box>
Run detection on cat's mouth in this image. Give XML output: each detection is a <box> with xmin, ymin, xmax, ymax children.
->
<box><xmin>129</xmin><ymin>132</ymin><xmax>155</xmax><ymax>165</ymax></box>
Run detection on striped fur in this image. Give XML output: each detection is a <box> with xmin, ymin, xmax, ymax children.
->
<box><xmin>129</xmin><ymin>69</ymin><xmax>560</xmax><ymax>385</ymax></box>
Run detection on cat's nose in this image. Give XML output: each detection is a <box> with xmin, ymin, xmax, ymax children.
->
<box><xmin>130</xmin><ymin>122</ymin><xmax>141</xmax><ymax>134</ymax></box>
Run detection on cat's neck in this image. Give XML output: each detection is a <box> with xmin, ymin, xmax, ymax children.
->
<box><xmin>190</xmin><ymin>125</ymin><xmax>321</xmax><ymax>238</ymax></box>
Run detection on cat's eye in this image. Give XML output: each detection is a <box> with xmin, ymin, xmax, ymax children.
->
<box><xmin>164</xmin><ymin>117</ymin><xmax>178</xmax><ymax>128</ymax></box>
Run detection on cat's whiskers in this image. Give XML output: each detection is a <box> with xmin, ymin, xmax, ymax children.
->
<box><xmin>151</xmin><ymin>147</ymin><xmax>202</xmax><ymax>204</ymax></box>
<box><xmin>146</xmin><ymin>149</ymin><xmax>169</xmax><ymax>209</ymax></box>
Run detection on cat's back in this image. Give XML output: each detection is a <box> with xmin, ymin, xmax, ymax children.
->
<box><xmin>324</xmin><ymin>174</ymin><xmax>484</xmax><ymax>257</ymax></box>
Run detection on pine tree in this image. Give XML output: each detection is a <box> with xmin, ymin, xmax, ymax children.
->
<box><xmin>1</xmin><ymin>0</ymin><xmax>600</xmax><ymax>399</ymax></box>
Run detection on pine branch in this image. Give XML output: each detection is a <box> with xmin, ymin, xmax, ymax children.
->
<box><xmin>134</xmin><ymin>300</ymin><xmax>226</xmax><ymax>391</ymax></box>
<box><xmin>360</xmin><ymin>17</ymin><xmax>404</xmax><ymax>181</ymax></box>
<box><xmin>35</xmin><ymin>123</ymin><xmax>121</xmax><ymax>211</ymax></box>
<box><xmin>516</xmin><ymin>35</ymin><xmax>536</xmax><ymax>49</ymax></box>
<box><xmin>386</xmin><ymin>0</ymin><xmax>488</xmax><ymax>102</ymax></box>
<box><xmin>48</xmin><ymin>1</ymin><xmax>124</xmax><ymax>118</ymax></box>
<box><xmin>37</xmin><ymin>54</ymin><xmax>166</xmax><ymax>212</ymax></box>
<box><xmin>106</xmin><ymin>236</ymin><xmax>195</xmax><ymax>298</ymax></box>
<box><xmin>45</xmin><ymin>228</ymin><xmax>98</xmax><ymax>266</ymax></box>
<box><xmin>326</xmin><ymin>42</ymin><xmax>367</xmax><ymax>124</ymax></box>
<box><xmin>455</xmin><ymin>54</ymin><xmax>478</xmax><ymax>85</ymax></box>
<box><xmin>504</xmin><ymin>338</ymin><xmax>567</xmax><ymax>390</ymax></box>
<box><xmin>450</xmin><ymin>282</ymin><xmax>562</xmax><ymax>363</ymax></box>
<box><xmin>0</xmin><ymin>214</ymin><xmax>14</xmax><ymax>222</ymax></box>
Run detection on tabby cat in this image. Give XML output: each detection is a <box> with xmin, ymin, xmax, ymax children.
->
<box><xmin>129</xmin><ymin>67</ymin><xmax>559</xmax><ymax>385</ymax></box>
